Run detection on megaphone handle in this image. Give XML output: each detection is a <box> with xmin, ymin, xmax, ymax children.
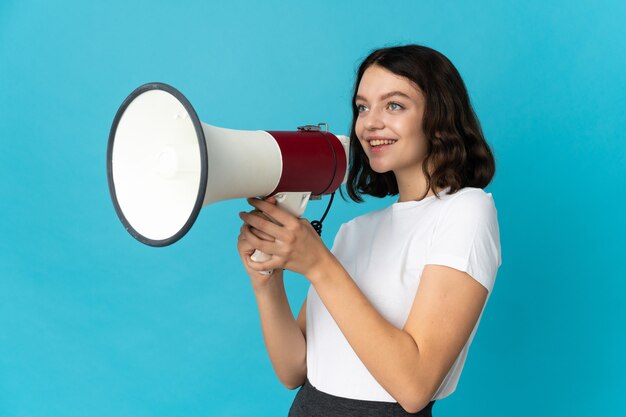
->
<box><xmin>250</xmin><ymin>192</ymin><xmax>312</xmax><ymax>275</ymax></box>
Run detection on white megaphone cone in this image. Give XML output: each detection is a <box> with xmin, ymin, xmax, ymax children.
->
<box><xmin>107</xmin><ymin>82</ymin><xmax>350</xmax><ymax>254</ymax></box>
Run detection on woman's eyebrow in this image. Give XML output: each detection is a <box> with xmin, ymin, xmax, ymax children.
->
<box><xmin>355</xmin><ymin>91</ymin><xmax>412</xmax><ymax>102</ymax></box>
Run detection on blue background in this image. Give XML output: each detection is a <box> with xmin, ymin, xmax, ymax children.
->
<box><xmin>1</xmin><ymin>1</ymin><xmax>625</xmax><ymax>416</ymax></box>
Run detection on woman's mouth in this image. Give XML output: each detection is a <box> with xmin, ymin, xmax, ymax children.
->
<box><xmin>368</xmin><ymin>138</ymin><xmax>398</xmax><ymax>151</ymax></box>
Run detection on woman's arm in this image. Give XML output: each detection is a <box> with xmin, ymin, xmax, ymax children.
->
<box><xmin>237</xmin><ymin>208</ymin><xmax>307</xmax><ymax>390</ymax></box>
<box><xmin>240</xmin><ymin>198</ymin><xmax>488</xmax><ymax>413</ymax></box>
<box><xmin>308</xmin><ymin>256</ymin><xmax>487</xmax><ymax>413</ymax></box>
<box><xmin>251</xmin><ymin>271</ymin><xmax>307</xmax><ymax>390</ymax></box>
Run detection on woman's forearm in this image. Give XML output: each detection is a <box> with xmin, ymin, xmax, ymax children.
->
<box><xmin>252</xmin><ymin>271</ymin><xmax>307</xmax><ymax>390</ymax></box>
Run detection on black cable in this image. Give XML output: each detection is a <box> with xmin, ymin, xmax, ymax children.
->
<box><xmin>311</xmin><ymin>192</ymin><xmax>335</xmax><ymax>236</ymax></box>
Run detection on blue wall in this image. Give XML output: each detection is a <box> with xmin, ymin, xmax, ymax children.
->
<box><xmin>1</xmin><ymin>1</ymin><xmax>624</xmax><ymax>416</ymax></box>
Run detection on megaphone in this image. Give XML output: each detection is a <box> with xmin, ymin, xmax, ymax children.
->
<box><xmin>107</xmin><ymin>82</ymin><xmax>350</xmax><ymax>248</ymax></box>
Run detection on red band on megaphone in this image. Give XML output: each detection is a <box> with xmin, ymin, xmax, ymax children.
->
<box><xmin>267</xmin><ymin>131</ymin><xmax>347</xmax><ymax>196</ymax></box>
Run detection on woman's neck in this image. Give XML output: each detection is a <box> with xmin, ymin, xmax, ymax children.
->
<box><xmin>395</xmin><ymin>169</ymin><xmax>437</xmax><ymax>202</ymax></box>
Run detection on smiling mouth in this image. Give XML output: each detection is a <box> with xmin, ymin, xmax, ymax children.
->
<box><xmin>369</xmin><ymin>139</ymin><xmax>398</xmax><ymax>147</ymax></box>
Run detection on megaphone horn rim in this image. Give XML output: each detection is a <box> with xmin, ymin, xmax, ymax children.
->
<box><xmin>106</xmin><ymin>82</ymin><xmax>209</xmax><ymax>247</ymax></box>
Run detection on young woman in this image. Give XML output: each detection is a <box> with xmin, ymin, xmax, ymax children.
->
<box><xmin>237</xmin><ymin>44</ymin><xmax>501</xmax><ymax>417</ymax></box>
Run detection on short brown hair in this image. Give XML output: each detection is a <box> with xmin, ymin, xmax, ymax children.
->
<box><xmin>346</xmin><ymin>45</ymin><xmax>496</xmax><ymax>202</ymax></box>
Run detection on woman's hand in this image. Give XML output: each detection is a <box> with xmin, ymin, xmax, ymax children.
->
<box><xmin>236</xmin><ymin>198</ymin><xmax>284</xmax><ymax>289</ymax></box>
<box><xmin>238</xmin><ymin>197</ymin><xmax>331</xmax><ymax>279</ymax></box>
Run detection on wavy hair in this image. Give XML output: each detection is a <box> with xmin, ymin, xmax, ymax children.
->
<box><xmin>345</xmin><ymin>45</ymin><xmax>496</xmax><ymax>202</ymax></box>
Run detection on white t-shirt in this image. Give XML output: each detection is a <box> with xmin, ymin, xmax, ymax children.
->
<box><xmin>305</xmin><ymin>187</ymin><xmax>502</xmax><ymax>402</ymax></box>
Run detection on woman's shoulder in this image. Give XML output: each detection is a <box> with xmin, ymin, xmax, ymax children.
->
<box><xmin>338</xmin><ymin>187</ymin><xmax>497</xmax><ymax>232</ymax></box>
<box><xmin>438</xmin><ymin>187</ymin><xmax>498</xmax><ymax>223</ymax></box>
<box><xmin>441</xmin><ymin>186</ymin><xmax>495</xmax><ymax>207</ymax></box>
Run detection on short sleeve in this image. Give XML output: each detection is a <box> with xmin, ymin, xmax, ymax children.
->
<box><xmin>329</xmin><ymin>223</ymin><xmax>347</xmax><ymax>254</ymax></box>
<box><xmin>425</xmin><ymin>189</ymin><xmax>502</xmax><ymax>292</ymax></box>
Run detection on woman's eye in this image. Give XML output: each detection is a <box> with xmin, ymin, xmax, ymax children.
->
<box><xmin>388</xmin><ymin>102</ymin><xmax>403</xmax><ymax>111</ymax></box>
<box><xmin>356</xmin><ymin>104</ymin><xmax>368</xmax><ymax>113</ymax></box>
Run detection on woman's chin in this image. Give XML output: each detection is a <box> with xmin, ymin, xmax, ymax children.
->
<box><xmin>366</xmin><ymin>160</ymin><xmax>392</xmax><ymax>174</ymax></box>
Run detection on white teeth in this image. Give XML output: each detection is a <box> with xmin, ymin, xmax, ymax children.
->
<box><xmin>369</xmin><ymin>139</ymin><xmax>397</xmax><ymax>147</ymax></box>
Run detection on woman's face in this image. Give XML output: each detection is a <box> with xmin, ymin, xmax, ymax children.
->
<box><xmin>354</xmin><ymin>65</ymin><xmax>428</xmax><ymax>178</ymax></box>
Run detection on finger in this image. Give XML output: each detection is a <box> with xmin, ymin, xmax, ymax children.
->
<box><xmin>238</xmin><ymin>224</ymin><xmax>249</xmax><ymax>241</ymax></box>
<box><xmin>237</xmin><ymin>237</ymin><xmax>258</xmax><ymax>258</ymax></box>
<box><xmin>246</xmin><ymin>202</ymin><xmax>282</xmax><ymax>226</ymax></box>
<box><xmin>239</xmin><ymin>211</ymin><xmax>286</xmax><ymax>239</ymax></box>
<box><xmin>245</xmin><ymin>253</ymin><xmax>284</xmax><ymax>272</ymax></box>
<box><xmin>237</xmin><ymin>228</ymin><xmax>255</xmax><ymax>249</ymax></box>
<box><xmin>249</xmin><ymin>225</ymin><xmax>275</xmax><ymax>242</ymax></box>
<box><xmin>247</xmin><ymin>211</ymin><xmax>277</xmax><ymax>240</ymax></box>
<box><xmin>237</xmin><ymin>239</ymin><xmax>255</xmax><ymax>255</ymax></box>
<box><xmin>246</xmin><ymin>198</ymin><xmax>295</xmax><ymax>226</ymax></box>
<box><xmin>242</xmin><ymin>225</ymin><xmax>275</xmax><ymax>254</ymax></box>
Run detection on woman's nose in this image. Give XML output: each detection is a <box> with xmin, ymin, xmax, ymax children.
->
<box><xmin>364</xmin><ymin>108</ymin><xmax>384</xmax><ymax>130</ymax></box>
